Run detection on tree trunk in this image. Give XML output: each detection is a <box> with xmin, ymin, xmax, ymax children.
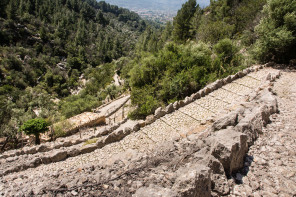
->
<box><xmin>35</xmin><ymin>134</ymin><xmax>40</xmax><ymax>145</ymax></box>
<box><xmin>1</xmin><ymin>137</ymin><xmax>10</xmax><ymax>151</ymax></box>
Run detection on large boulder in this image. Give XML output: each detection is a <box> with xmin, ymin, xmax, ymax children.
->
<box><xmin>258</xmin><ymin>90</ymin><xmax>278</xmax><ymax>114</ymax></box>
<box><xmin>207</xmin><ymin>129</ymin><xmax>248</xmax><ymax>177</ymax></box>
<box><xmin>172</xmin><ymin>163</ymin><xmax>211</xmax><ymax>197</ymax></box>
<box><xmin>235</xmin><ymin>105</ymin><xmax>269</xmax><ymax>146</ymax></box>
<box><xmin>209</xmin><ymin>111</ymin><xmax>238</xmax><ymax>132</ymax></box>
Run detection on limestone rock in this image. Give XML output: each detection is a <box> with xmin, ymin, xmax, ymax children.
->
<box><xmin>165</xmin><ymin>103</ymin><xmax>174</xmax><ymax>114</ymax></box>
<box><xmin>173</xmin><ymin>101</ymin><xmax>179</xmax><ymax>110</ymax></box>
<box><xmin>225</xmin><ymin>76</ymin><xmax>232</xmax><ymax>83</ymax></box>
<box><xmin>80</xmin><ymin>144</ymin><xmax>97</xmax><ymax>154</ymax></box>
<box><xmin>235</xmin><ymin>106</ymin><xmax>268</xmax><ymax>146</ymax></box>
<box><xmin>145</xmin><ymin>115</ymin><xmax>156</xmax><ymax>125</ymax></box>
<box><xmin>204</xmin><ymin>87</ymin><xmax>211</xmax><ymax>95</ymax></box>
<box><xmin>238</xmin><ymin>71</ymin><xmax>245</xmax><ymax>78</ymax></box>
<box><xmin>210</xmin><ymin>111</ymin><xmax>238</xmax><ymax>132</ymax></box>
<box><xmin>192</xmin><ymin>92</ymin><xmax>201</xmax><ymax>100</ymax></box>
<box><xmin>104</xmin><ymin>129</ymin><xmax>126</xmax><ymax>144</ymax></box>
<box><xmin>178</xmin><ymin>100</ymin><xmax>185</xmax><ymax>108</ymax></box>
<box><xmin>133</xmin><ymin>185</ymin><xmax>177</xmax><ymax>197</ymax></box>
<box><xmin>36</xmin><ymin>144</ymin><xmax>50</xmax><ymax>152</ymax></box>
<box><xmin>230</xmin><ymin>75</ymin><xmax>237</xmax><ymax>81</ymax></box>
<box><xmin>67</xmin><ymin>147</ymin><xmax>81</xmax><ymax>157</ymax></box>
<box><xmin>24</xmin><ymin>147</ymin><xmax>37</xmax><ymax>154</ymax></box>
<box><xmin>199</xmin><ymin>89</ymin><xmax>205</xmax><ymax>97</ymax></box>
<box><xmin>172</xmin><ymin>164</ymin><xmax>211</xmax><ymax>197</ymax></box>
<box><xmin>184</xmin><ymin>96</ymin><xmax>193</xmax><ymax>105</ymax></box>
<box><xmin>208</xmin><ymin>129</ymin><xmax>248</xmax><ymax>176</ymax></box>
<box><xmin>155</xmin><ymin>107</ymin><xmax>166</xmax><ymax>119</ymax></box>
<box><xmin>50</xmin><ymin>150</ymin><xmax>67</xmax><ymax>162</ymax></box>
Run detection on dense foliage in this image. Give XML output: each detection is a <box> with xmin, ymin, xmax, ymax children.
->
<box><xmin>253</xmin><ymin>0</ymin><xmax>296</xmax><ymax>63</ymax></box>
<box><xmin>122</xmin><ymin>0</ymin><xmax>269</xmax><ymax>118</ymax></box>
<box><xmin>126</xmin><ymin>40</ymin><xmax>243</xmax><ymax>118</ymax></box>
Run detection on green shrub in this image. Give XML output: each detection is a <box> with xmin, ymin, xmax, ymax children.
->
<box><xmin>52</xmin><ymin>120</ymin><xmax>72</xmax><ymax>138</ymax></box>
<box><xmin>253</xmin><ymin>0</ymin><xmax>296</xmax><ymax>63</ymax></box>
<box><xmin>83</xmin><ymin>138</ymin><xmax>98</xmax><ymax>146</ymax></box>
<box><xmin>59</xmin><ymin>94</ymin><xmax>101</xmax><ymax>118</ymax></box>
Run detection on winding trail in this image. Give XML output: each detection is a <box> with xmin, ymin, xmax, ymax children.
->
<box><xmin>231</xmin><ymin>68</ymin><xmax>296</xmax><ymax>197</ymax></box>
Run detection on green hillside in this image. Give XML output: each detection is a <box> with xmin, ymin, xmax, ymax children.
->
<box><xmin>0</xmin><ymin>0</ymin><xmax>147</xmax><ymax>147</ymax></box>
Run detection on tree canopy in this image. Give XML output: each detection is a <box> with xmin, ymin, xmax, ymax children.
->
<box><xmin>20</xmin><ymin>118</ymin><xmax>49</xmax><ymax>144</ymax></box>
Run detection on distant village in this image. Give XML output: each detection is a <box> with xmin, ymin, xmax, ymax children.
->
<box><xmin>133</xmin><ymin>9</ymin><xmax>176</xmax><ymax>23</ymax></box>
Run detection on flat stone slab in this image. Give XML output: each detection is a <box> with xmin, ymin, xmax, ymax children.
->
<box><xmin>179</xmin><ymin>103</ymin><xmax>216</xmax><ymax>121</ymax></box>
<box><xmin>161</xmin><ymin>110</ymin><xmax>200</xmax><ymax>134</ymax></box>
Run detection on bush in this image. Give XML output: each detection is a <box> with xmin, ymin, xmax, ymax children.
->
<box><xmin>52</xmin><ymin>120</ymin><xmax>72</xmax><ymax>138</ymax></box>
<box><xmin>253</xmin><ymin>0</ymin><xmax>296</xmax><ymax>63</ymax></box>
<box><xmin>59</xmin><ymin>94</ymin><xmax>101</xmax><ymax>118</ymax></box>
<box><xmin>127</xmin><ymin>40</ymin><xmax>244</xmax><ymax>119</ymax></box>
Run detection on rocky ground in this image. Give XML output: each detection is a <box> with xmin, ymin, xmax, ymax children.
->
<box><xmin>230</xmin><ymin>67</ymin><xmax>296</xmax><ymax>197</ymax></box>
<box><xmin>1</xmin><ymin>66</ymin><xmax>295</xmax><ymax>196</ymax></box>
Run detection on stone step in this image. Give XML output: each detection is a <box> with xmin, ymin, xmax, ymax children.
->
<box><xmin>194</xmin><ymin>96</ymin><xmax>230</xmax><ymax>114</ymax></box>
<box><xmin>141</xmin><ymin>119</ymin><xmax>181</xmax><ymax>143</ymax></box>
<box><xmin>234</xmin><ymin>76</ymin><xmax>261</xmax><ymax>89</ymax></box>
<box><xmin>209</xmin><ymin>88</ymin><xmax>244</xmax><ymax>104</ymax></box>
<box><xmin>160</xmin><ymin>111</ymin><xmax>201</xmax><ymax>135</ymax></box>
<box><xmin>179</xmin><ymin>102</ymin><xmax>216</xmax><ymax>121</ymax></box>
<box><xmin>222</xmin><ymin>82</ymin><xmax>253</xmax><ymax>96</ymax></box>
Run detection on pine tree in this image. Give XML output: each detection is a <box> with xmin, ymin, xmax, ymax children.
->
<box><xmin>173</xmin><ymin>0</ymin><xmax>197</xmax><ymax>42</ymax></box>
<box><xmin>6</xmin><ymin>0</ymin><xmax>17</xmax><ymax>20</ymax></box>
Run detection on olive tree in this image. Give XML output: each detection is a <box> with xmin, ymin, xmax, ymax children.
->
<box><xmin>20</xmin><ymin>118</ymin><xmax>49</xmax><ymax>144</ymax></box>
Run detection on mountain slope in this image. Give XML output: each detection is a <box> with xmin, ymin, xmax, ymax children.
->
<box><xmin>0</xmin><ymin>0</ymin><xmax>147</xmax><ymax>146</ymax></box>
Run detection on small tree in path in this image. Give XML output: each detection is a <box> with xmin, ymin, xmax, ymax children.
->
<box><xmin>20</xmin><ymin>118</ymin><xmax>49</xmax><ymax>144</ymax></box>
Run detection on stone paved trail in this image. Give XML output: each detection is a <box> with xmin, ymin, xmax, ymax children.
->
<box><xmin>0</xmin><ymin>67</ymin><xmax>287</xmax><ymax>196</ymax></box>
<box><xmin>232</xmin><ymin>68</ymin><xmax>296</xmax><ymax>197</ymax></box>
